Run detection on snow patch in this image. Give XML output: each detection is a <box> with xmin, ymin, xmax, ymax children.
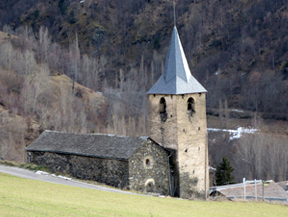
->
<box><xmin>57</xmin><ymin>175</ymin><xmax>72</xmax><ymax>180</ymax></box>
<box><xmin>35</xmin><ymin>171</ymin><xmax>72</xmax><ymax>180</ymax></box>
<box><xmin>209</xmin><ymin>166</ymin><xmax>216</xmax><ymax>171</ymax></box>
<box><xmin>231</xmin><ymin>109</ymin><xmax>244</xmax><ymax>113</ymax></box>
<box><xmin>80</xmin><ymin>0</ymin><xmax>85</xmax><ymax>3</ymax></box>
<box><xmin>35</xmin><ymin>171</ymin><xmax>49</xmax><ymax>175</ymax></box>
<box><xmin>208</xmin><ymin>127</ymin><xmax>258</xmax><ymax>140</ymax></box>
<box><xmin>52</xmin><ymin>174</ymin><xmax>72</xmax><ymax>180</ymax></box>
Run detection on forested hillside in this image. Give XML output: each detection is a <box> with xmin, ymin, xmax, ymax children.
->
<box><xmin>1</xmin><ymin>0</ymin><xmax>288</xmax><ymax>117</ymax></box>
<box><xmin>0</xmin><ymin>0</ymin><xmax>288</xmax><ymax>182</ymax></box>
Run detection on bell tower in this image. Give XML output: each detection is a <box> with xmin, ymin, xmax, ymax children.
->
<box><xmin>147</xmin><ymin>26</ymin><xmax>209</xmax><ymax>199</ymax></box>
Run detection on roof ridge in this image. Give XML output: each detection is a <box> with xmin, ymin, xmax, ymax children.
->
<box><xmin>43</xmin><ymin>130</ymin><xmax>144</xmax><ymax>139</ymax></box>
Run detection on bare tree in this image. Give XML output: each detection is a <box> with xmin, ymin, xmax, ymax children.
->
<box><xmin>14</xmin><ymin>25</ymin><xmax>36</xmax><ymax>52</ymax></box>
<box><xmin>0</xmin><ymin>41</ymin><xmax>14</xmax><ymax>71</ymax></box>
<box><xmin>69</xmin><ymin>32</ymin><xmax>80</xmax><ymax>93</ymax></box>
<box><xmin>81</xmin><ymin>54</ymin><xmax>101</xmax><ymax>90</ymax></box>
<box><xmin>235</xmin><ymin>132</ymin><xmax>288</xmax><ymax>182</ymax></box>
<box><xmin>13</xmin><ymin>49</ymin><xmax>37</xmax><ymax>76</ymax></box>
<box><xmin>32</xmin><ymin>64</ymin><xmax>50</xmax><ymax>113</ymax></box>
<box><xmin>2</xmin><ymin>24</ymin><xmax>14</xmax><ymax>35</ymax></box>
<box><xmin>38</xmin><ymin>26</ymin><xmax>51</xmax><ymax>63</ymax></box>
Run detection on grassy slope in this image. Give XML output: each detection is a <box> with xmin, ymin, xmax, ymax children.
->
<box><xmin>0</xmin><ymin>173</ymin><xmax>287</xmax><ymax>217</ymax></box>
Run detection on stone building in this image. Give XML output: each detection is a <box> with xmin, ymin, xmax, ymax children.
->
<box><xmin>26</xmin><ymin>26</ymin><xmax>208</xmax><ymax>198</ymax></box>
<box><xmin>26</xmin><ymin>131</ymin><xmax>169</xmax><ymax>195</ymax></box>
<box><xmin>147</xmin><ymin>26</ymin><xmax>209</xmax><ymax>198</ymax></box>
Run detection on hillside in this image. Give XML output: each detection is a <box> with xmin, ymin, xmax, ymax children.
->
<box><xmin>0</xmin><ymin>71</ymin><xmax>107</xmax><ymax>161</ymax></box>
<box><xmin>1</xmin><ymin>0</ymin><xmax>288</xmax><ymax>117</ymax></box>
<box><xmin>0</xmin><ymin>1</ymin><xmax>288</xmax><ymax>182</ymax></box>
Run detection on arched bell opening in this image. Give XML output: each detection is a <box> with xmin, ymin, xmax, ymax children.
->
<box><xmin>159</xmin><ymin>97</ymin><xmax>167</xmax><ymax>122</ymax></box>
<box><xmin>187</xmin><ymin>97</ymin><xmax>195</xmax><ymax>117</ymax></box>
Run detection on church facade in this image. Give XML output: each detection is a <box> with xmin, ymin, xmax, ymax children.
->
<box><xmin>26</xmin><ymin>26</ymin><xmax>208</xmax><ymax>199</ymax></box>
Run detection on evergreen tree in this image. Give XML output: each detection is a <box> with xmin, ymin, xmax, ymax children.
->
<box><xmin>215</xmin><ymin>157</ymin><xmax>235</xmax><ymax>186</ymax></box>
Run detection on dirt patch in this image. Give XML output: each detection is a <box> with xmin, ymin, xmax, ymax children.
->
<box><xmin>0</xmin><ymin>31</ymin><xmax>16</xmax><ymax>42</ymax></box>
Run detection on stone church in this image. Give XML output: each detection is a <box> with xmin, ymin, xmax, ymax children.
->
<box><xmin>26</xmin><ymin>26</ymin><xmax>209</xmax><ymax>199</ymax></box>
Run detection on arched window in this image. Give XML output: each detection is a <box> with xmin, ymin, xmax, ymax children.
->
<box><xmin>159</xmin><ymin>97</ymin><xmax>166</xmax><ymax>113</ymax></box>
<box><xmin>143</xmin><ymin>156</ymin><xmax>153</xmax><ymax>169</ymax></box>
<box><xmin>159</xmin><ymin>97</ymin><xmax>167</xmax><ymax>122</ymax></box>
<box><xmin>187</xmin><ymin>98</ymin><xmax>195</xmax><ymax>116</ymax></box>
<box><xmin>145</xmin><ymin>159</ymin><xmax>150</xmax><ymax>166</ymax></box>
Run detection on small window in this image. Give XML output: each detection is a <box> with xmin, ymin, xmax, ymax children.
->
<box><xmin>145</xmin><ymin>159</ymin><xmax>150</xmax><ymax>166</ymax></box>
<box><xmin>159</xmin><ymin>97</ymin><xmax>166</xmax><ymax>113</ymax></box>
<box><xmin>143</xmin><ymin>156</ymin><xmax>153</xmax><ymax>169</ymax></box>
<box><xmin>159</xmin><ymin>97</ymin><xmax>167</xmax><ymax>122</ymax></box>
<box><xmin>187</xmin><ymin>98</ymin><xmax>195</xmax><ymax>116</ymax></box>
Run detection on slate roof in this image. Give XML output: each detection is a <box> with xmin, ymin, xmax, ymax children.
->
<box><xmin>277</xmin><ymin>181</ymin><xmax>288</xmax><ymax>191</ymax></box>
<box><xmin>210</xmin><ymin>181</ymin><xmax>288</xmax><ymax>199</ymax></box>
<box><xmin>26</xmin><ymin>130</ymin><xmax>147</xmax><ymax>161</ymax></box>
<box><xmin>147</xmin><ymin>26</ymin><xmax>207</xmax><ymax>95</ymax></box>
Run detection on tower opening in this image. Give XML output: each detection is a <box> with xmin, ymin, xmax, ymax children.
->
<box><xmin>159</xmin><ymin>97</ymin><xmax>167</xmax><ymax>122</ymax></box>
<box><xmin>187</xmin><ymin>98</ymin><xmax>195</xmax><ymax>116</ymax></box>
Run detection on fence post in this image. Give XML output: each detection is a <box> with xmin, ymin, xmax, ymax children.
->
<box><xmin>262</xmin><ymin>181</ymin><xmax>265</xmax><ymax>202</ymax></box>
<box><xmin>254</xmin><ymin>179</ymin><xmax>257</xmax><ymax>200</ymax></box>
<box><xmin>243</xmin><ymin>178</ymin><xmax>246</xmax><ymax>200</ymax></box>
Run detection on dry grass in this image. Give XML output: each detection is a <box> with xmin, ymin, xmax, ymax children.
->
<box><xmin>49</xmin><ymin>74</ymin><xmax>106</xmax><ymax>108</ymax></box>
<box><xmin>0</xmin><ymin>31</ymin><xmax>16</xmax><ymax>42</ymax></box>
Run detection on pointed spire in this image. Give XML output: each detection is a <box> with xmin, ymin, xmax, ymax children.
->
<box><xmin>147</xmin><ymin>26</ymin><xmax>207</xmax><ymax>95</ymax></box>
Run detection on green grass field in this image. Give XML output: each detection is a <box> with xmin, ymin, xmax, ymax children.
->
<box><xmin>0</xmin><ymin>172</ymin><xmax>287</xmax><ymax>217</ymax></box>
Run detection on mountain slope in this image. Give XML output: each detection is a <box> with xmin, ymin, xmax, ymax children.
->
<box><xmin>1</xmin><ymin>0</ymin><xmax>288</xmax><ymax>116</ymax></box>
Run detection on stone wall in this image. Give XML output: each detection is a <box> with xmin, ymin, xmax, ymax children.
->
<box><xmin>149</xmin><ymin>94</ymin><xmax>178</xmax><ymax>149</ymax></box>
<box><xmin>176</xmin><ymin>93</ymin><xmax>209</xmax><ymax>199</ymax></box>
<box><xmin>129</xmin><ymin>139</ymin><xmax>169</xmax><ymax>195</ymax></box>
<box><xmin>28</xmin><ymin>139</ymin><xmax>171</xmax><ymax>194</ymax></box>
<box><xmin>29</xmin><ymin>152</ymin><xmax>129</xmax><ymax>188</ymax></box>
